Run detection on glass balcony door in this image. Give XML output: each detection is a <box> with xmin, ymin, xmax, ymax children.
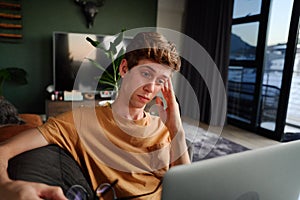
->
<box><xmin>281</xmin><ymin>14</ymin><xmax>300</xmax><ymax>141</ymax></box>
<box><xmin>227</xmin><ymin>0</ymin><xmax>269</xmax><ymax>130</ymax></box>
<box><xmin>228</xmin><ymin>0</ymin><xmax>300</xmax><ymax>141</ymax></box>
<box><xmin>285</xmin><ymin>41</ymin><xmax>300</xmax><ymax>133</ymax></box>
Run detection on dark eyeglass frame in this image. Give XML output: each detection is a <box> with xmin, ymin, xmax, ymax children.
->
<box><xmin>66</xmin><ymin>178</ymin><xmax>163</xmax><ymax>200</ymax></box>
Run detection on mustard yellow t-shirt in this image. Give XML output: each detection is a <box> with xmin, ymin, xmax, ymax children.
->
<box><xmin>38</xmin><ymin>103</ymin><xmax>171</xmax><ymax>199</ymax></box>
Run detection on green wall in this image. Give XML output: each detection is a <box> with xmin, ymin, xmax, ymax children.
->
<box><xmin>0</xmin><ymin>0</ymin><xmax>157</xmax><ymax>114</ymax></box>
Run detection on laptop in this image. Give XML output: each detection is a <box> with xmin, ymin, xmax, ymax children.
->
<box><xmin>161</xmin><ymin>140</ymin><xmax>300</xmax><ymax>200</ymax></box>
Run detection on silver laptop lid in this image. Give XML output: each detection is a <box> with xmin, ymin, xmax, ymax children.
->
<box><xmin>161</xmin><ymin>140</ymin><xmax>300</xmax><ymax>200</ymax></box>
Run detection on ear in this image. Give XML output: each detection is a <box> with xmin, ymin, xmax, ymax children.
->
<box><xmin>119</xmin><ymin>59</ymin><xmax>129</xmax><ymax>77</ymax></box>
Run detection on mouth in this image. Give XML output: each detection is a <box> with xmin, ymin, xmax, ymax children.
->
<box><xmin>137</xmin><ymin>95</ymin><xmax>150</xmax><ymax>103</ymax></box>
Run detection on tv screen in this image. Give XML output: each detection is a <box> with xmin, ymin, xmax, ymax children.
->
<box><xmin>53</xmin><ymin>31</ymin><xmax>131</xmax><ymax>93</ymax></box>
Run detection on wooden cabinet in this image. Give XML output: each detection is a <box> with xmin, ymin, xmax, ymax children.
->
<box><xmin>45</xmin><ymin>100</ymin><xmax>101</xmax><ymax>118</ymax></box>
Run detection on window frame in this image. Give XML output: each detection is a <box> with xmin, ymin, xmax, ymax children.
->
<box><xmin>228</xmin><ymin>0</ymin><xmax>271</xmax><ymax>131</ymax></box>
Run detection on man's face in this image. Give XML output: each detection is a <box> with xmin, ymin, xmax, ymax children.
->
<box><xmin>121</xmin><ymin>59</ymin><xmax>172</xmax><ymax>109</ymax></box>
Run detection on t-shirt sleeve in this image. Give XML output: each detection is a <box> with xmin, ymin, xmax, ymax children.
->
<box><xmin>37</xmin><ymin>110</ymin><xmax>80</xmax><ymax>156</ymax></box>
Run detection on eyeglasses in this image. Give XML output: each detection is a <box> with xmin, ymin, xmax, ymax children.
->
<box><xmin>66</xmin><ymin>179</ymin><xmax>162</xmax><ymax>200</ymax></box>
<box><xmin>66</xmin><ymin>184</ymin><xmax>89</xmax><ymax>200</ymax></box>
<box><xmin>65</xmin><ymin>180</ymin><xmax>119</xmax><ymax>200</ymax></box>
<box><xmin>96</xmin><ymin>179</ymin><xmax>118</xmax><ymax>199</ymax></box>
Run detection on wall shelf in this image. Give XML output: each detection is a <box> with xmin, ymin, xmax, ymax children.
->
<box><xmin>0</xmin><ymin>0</ymin><xmax>22</xmax><ymax>42</ymax></box>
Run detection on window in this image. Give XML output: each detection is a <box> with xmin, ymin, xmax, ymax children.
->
<box><xmin>259</xmin><ymin>0</ymin><xmax>294</xmax><ymax>132</ymax></box>
<box><xmin>227</xmin><ymin>0</ymin><xmax>269</xmax><ymax>128</ymax></box>
<box><xmin>228</xmin><ymin>0</ymin><xmax>300</xmax><ymax>141</ymax></box>
<box><xmin>227</xmin><ymin>66</ymin><xmax>256</xmax><ymax>123</ymax></box>
<box><xmin>230</xmin><ymin>22</ymin><xmax>259</xmax><ymax>60</ymax></box>
<box><xmin>233</xmin><ymin>0</ymin><xmax>262</xmax><ymax>18</ymax></box>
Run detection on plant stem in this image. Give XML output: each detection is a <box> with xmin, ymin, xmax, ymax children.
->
<box><xmin>109</xmin><ymin>51</ymin><xmax>117</xmax><ymax>84</ymax></box>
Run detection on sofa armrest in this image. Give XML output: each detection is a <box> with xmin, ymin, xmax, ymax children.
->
<box><xmin>0</xmin><ymin>114</ymin><xmax>43</xmax><ymax>142</ymax></box>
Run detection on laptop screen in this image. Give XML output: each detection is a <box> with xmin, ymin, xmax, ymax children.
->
<box><xmin>161</xmin><ymin>140</ymin><xmax>300</xmax><ymax>200</ymax></box>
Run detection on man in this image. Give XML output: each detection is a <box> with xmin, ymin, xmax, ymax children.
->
<box><xmin>0</xmin><ymin>32</ymin><xmax>190</xmax><ymax>199</ymax></box>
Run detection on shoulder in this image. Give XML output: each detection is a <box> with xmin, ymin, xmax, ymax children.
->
<box><xmin>147</xmin><ymin>112</ymin><xmax>165</xmax><ymax>126</ymax></box>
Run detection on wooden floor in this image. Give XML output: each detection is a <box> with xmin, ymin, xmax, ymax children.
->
<box><xmin>220</xmin><ymin>124</ymin><xmax>280</xmax><ymax>149</ymax></box>
<box><xmin>182</xmin><ymin>116</ymin><xmax>280</xmax><ymax>150</ymax></box>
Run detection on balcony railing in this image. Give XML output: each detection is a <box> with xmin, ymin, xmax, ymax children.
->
<box><xmin>227</xmin><ymin>67</ymin><xmax>300</xmax><ymax>129</ymax></box>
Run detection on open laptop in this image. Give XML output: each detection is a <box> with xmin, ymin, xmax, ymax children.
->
<box><xmin>161</xmin><ymin>140</ymin><xmax>300</xmax><ymax>200</ymax></box>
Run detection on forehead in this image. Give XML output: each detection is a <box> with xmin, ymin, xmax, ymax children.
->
<box><xmin>135</xmin><ymin>59</ymin><xmax>173</xmax><ymax>76</ymax></box>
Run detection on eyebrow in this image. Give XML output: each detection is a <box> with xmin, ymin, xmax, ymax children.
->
<box><xmin>140</xmin><ymin>65</ymin><xmax>169</xmax><ymax>78</ymax></box>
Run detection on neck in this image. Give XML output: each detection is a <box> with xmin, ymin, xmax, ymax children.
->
<box><xmin>112</xmin><ymin>98</ymin><xmax>145</xmax><ymax>120</ymax></box>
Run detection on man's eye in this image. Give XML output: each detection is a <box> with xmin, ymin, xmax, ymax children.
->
<box><xmin>157</xmin><ymin>79</ymin><xmax>165</xmax><ymax>85</ymax></box>
<box><xmin>141</xmin><ymin>71</ymin><xmax>151</xmax><ymax>79</ymax></box>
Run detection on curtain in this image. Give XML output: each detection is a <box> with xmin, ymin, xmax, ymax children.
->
<box><xmin>177</xmin><ymin>0</ymin><xmax>233</xmax><ymax>126</ymax></box>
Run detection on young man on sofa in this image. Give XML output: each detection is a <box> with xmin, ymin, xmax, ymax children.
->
<box><xmin>0</xmin><ymin>31</ymin><xmax>190</xmax><ymax>200</ymax></box>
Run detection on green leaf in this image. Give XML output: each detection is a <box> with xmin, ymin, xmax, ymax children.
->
<box><xmin>86</xmin><ymin>57</ymin><xmax>115</xmax><ymax>81</ymax></box>
<box><xmin>116</xmin><ymin>47</ymin><xmax>125</xmax><ymax>59</ymax></box>
<box><xmin>85</xmin><ymin>58</ymin><xmax>106</xmax><ymax>71</ymax></box>
<box><xmin>99</xmin><ymin>73</ymin><xmax>114</xmax><ymax>82</ymax></box>
<box><xmin>99</xmin><ymin>80</ymin><xmax>118</xmax><ymax>88</ymax></box>
<box><xmin>6</xmin><ymin>68</ymin><xmax>28</xmax><ymax>84</ymax></box>
<box><xmin>108</xmin><ymin>42</ymin><xmax>117</xmax><ymax>55</ymax></box>
<box><xmin>0</xmin><ymin>67</ymin><xmax>28</xmax><ymax>96</ymax></box>
<box><xmin>86</xmin><ymin>37</ymin><xmax>108</xmax><ymax>52</ymax></box>
<box><xmin>86</xmin><ymin>37</ymin><xmax>100</xmax><ymax>47</ymax></box>
<box><xmin>0</xmin><ymin>69</ymin><xmax>11</xmax><ymax>81</ymax></box>
<box><xmin>112</xmin><ymin>31</ymin><xmax>124</xmax><ymax>47</ymax></box>
<box><xmin>115</xmin><ymin>47</ymin><xmax>125</xmax><ymax>64</ymax></box>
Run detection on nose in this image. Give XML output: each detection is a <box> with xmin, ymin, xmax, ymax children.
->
<box><xmin>143</xmin><ymin>81</ymin><xmax>155</xmax><ymax>93</ymax></box>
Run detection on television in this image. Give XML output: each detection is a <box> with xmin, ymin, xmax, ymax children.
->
<box><xmin>52</xmin><ymin>31</ymin><xmax>131</xmax><ymax>93</ymax></box>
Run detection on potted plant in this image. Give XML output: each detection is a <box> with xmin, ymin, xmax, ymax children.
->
<box><xmin>0</xmin><ymin>67</ymin><xmax>28</xmax><ymax>98</ymax></box>
<box><xmin>85</xmin><ymin>30</ymin><xmax>126</xmax><ymax>97</ymax></box>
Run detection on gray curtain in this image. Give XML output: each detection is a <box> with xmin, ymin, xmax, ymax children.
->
<box><xmin>178</xmin><ymin>0</ymin><xmax>233</xmax><ymax>126</ymax></box>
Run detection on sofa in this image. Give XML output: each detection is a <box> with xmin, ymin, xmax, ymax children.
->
<box><xmin>0</xmin><ymin>114</ymin><xmax>43</xmax><ymax>142</ymax></box>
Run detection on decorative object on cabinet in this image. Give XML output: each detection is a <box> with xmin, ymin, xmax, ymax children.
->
<box><xmin>45</xmin><ymin>99</ymin><xmax>101</xmax><ymax>118</ymax></box>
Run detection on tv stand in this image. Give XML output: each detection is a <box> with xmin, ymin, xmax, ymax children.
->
<box><xmin>45</xmin><ymin>99</ymin><xmax>101</xmax><ymax>118</ymax></box>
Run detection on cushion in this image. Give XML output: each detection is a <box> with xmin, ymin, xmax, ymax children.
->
<box><xmin>8</xmin><ymin>145</ymin><xmax>95</xmax><ymax>199</ymax></box>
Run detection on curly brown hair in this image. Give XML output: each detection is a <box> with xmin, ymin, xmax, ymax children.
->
<box><xmin>124</xmin><ymin>32</ymin><xmax>181</xmax><ymax>71</ymax></box>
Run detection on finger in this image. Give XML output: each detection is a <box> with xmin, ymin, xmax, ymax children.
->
<box><xmin>168</xmin><ymin>78</ymin><xmax>175</xmax><ymax>92</ymax></box>
<box><xmin>161</xmin><ymin>81</ymin><xmax>170</xmax><ymax>100</ymax></box>
<box><xmin>155</xmin><ymin>96</ymin><xmax>167</xmax><ymax>123</ymax></box>
<box><xmin>163</xmin><ymin>79</ymin><xmax>176</xmax><ymax>103</ymax></box>
<box><xmin>164</xmin><ymin>79</ymin><xmax>170</xmax><ymax>91</ymax></box>
<box><xmin>155</xmin><ymin>96</ymin><xmax>164</xmax><ymax>107</ymax></box>
<box><xmin>38</xmin><ymin>185</ymin><xmax>67</xmax><ymax>200</ymax></box>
